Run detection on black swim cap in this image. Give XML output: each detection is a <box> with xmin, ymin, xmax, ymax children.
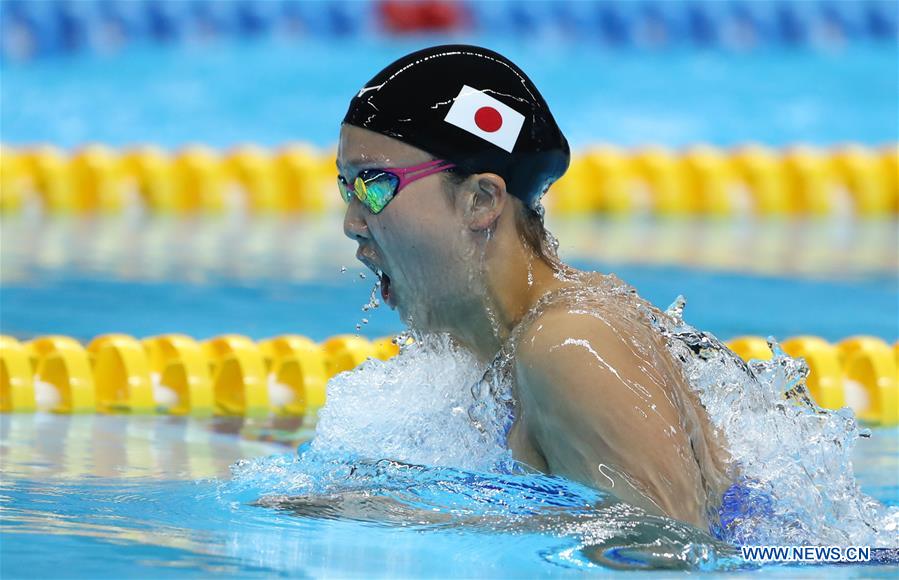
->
<box><xmin>342</xmin><ymin>44</ymin><xmax>570</xmax><ymax>208</ymax></box>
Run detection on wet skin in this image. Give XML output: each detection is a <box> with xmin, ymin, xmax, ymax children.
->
<box><xmin>338</xmin><ymin>125</ymin><xmax>730</xmax><ymax>529</ymax></box>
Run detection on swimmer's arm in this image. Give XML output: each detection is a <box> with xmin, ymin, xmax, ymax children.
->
<box><xmin>514</xmin><ymin>310</ymin><xmax>708</xmax><ymax>528</ymax></box>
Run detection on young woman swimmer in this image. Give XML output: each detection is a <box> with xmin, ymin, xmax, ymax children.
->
<box><xmin>337</xmin><ymin>45</ymin><xmax>732</xmax><ymax>529</ymax></box>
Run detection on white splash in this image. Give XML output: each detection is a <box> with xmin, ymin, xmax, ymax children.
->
<box><xmin>312</xmin><ymin>333</ymin><xmax>513</xmax><ymax>471</ymax></box>
<box><xmin>654</xmin><ymin>295</ymin><xmax>898</xmax><ymax>547</ymax></box>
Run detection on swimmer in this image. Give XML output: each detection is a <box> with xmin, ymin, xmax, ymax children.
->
<box><xmin>337</xmin><ymin>45</ymin><xmax>732</xmax><ymax>529</ymax></box>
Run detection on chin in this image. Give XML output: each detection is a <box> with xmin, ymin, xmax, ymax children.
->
<box><xmin>399</xmin><ymin>302</ymin><xmax>443</xmax><ymax>334</ymax></box>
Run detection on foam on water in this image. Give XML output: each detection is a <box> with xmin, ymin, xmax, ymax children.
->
<box><xmin>654</xmin><ymin>296</ymin><xmax>898</xmax><ymax>547</ymax></box>
<box><xmin>313</xmin><ymin>332</ymin><xmax>514</xmax><ymax>472</ymax></box>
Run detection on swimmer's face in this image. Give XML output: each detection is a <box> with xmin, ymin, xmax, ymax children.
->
<box><xmin>338</xmin><ymin>125</ymin><xmax>483</xmax><ymax>330</ymax></box>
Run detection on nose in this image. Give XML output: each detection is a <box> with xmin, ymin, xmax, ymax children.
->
<box><xmin>343</xmin><ymin>198</ymin><xmax>371</xmax><ymax>242</ymax></box>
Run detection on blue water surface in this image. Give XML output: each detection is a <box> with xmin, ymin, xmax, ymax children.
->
<box><xmin>1</xmin><ymin>415</ymin><xmax>896</xmax><ymax>577</ymax></box>
<box><xmin>1</xmin><ymin>261</ymin><xmax>896</xmax><ymax>343</ymax></box>
<box><xmin>2</xmin><ymin>39</ymin><xmax>895</xmax><ymax>148</ymax></box>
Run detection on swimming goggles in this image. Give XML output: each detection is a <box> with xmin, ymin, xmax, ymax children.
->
<box><xmin>338</xmin><ymin>159</ymin><xmax>456</xmax><ymax>214</ymax></box>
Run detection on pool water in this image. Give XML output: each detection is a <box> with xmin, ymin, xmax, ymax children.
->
<box><xmin>2</xmin><ymin>40</ymin><xmax>895</xmax><ymax>148</ymax></box>
<box><xmin>1</xmin><ymin>419</ymin><xmax>896</xmax><ymax>577</ymax></box>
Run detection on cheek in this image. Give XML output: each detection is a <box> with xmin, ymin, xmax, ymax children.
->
<box><xmin>376</xmin><ymin>215</ymin><xmax>450</xmax><ymax>272</ymax></box>
<box><xmin>373</xmin><ymin>190</ymin><xmax>460</xmax><ymax>268</ymax></box>
<box><xmin>375</xmin><ymin>213</ymin><xmax>469</xmax><ymax>297</ymax></box>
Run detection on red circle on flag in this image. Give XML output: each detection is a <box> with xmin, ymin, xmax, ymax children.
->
<box><xmin>474</xmin><ymin>106</ymin><xmax>503</xmax><ymax>133</ymax></box>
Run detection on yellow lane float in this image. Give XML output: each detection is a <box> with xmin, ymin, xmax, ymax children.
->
<box><xmin>1</xmin><ymin>333</ymin><xmax>896</xmax><ymax>425</ymax></box>
<box><xmin>20</xmin><ymin>145</ymin><xmax>74</xmax><ymax>212</ymax></box>
<box><xmin>120</xmin><ymin>146</ymin><xmax>176</xmax><ymax>211</ymax></box>
<box><xmin>837</xmin><ymin>336</ymin><xmax>898</xmax><ymax>425</ymax></box>
<box><xmin>726</xmin><ymin>335</ymin><xmax>774</xmax><ymax>362</ymax></box>
<box><xmin>203</xmin><ymin>334</ymin><xmax>270</xmax><ymax>417</ymax></box>
<box><xmin>70</xmin><ymin>145</ymin><xmax>125</xmax><ymax>212</ymax></box>
<box><xmin>0</xmin><ymin>336</ymin><xmax>35</xmax><ymax>412</ymax></box>
<box><xmin>3</xmin><ymin>144</ymin><xmax>896</xmax><ymax>216</ymax></box>
<box><xmin>88</xmin><ymin>334</ymin><xmax>156</xmax><ymax>413</ymax></box>
<box><xmin>321</xmin><ymin>334</ymin><xmax>377</xmax><ymax>377</ymax></box>
<box><xmin>0</xmin><ymin>146</ymin><xmax>28</xmax><ymax>213</ymax></box>
<box><xmin>143</xmin><ymin>334</ymin><xmax>215</xmax><ymax>416</ymax></box>
<box><xmin>26</xmin><ymin>335</ymin><xmax>96</xmax><ymax>413</ymax></box>
<box><xmin>172</xmin><ymin>145</ymin><xmax>227</xmax><ymax>213</ymax></box>
<box><xmin>729</xmin><ymin>145</ymin><xmax>789</xmax><ymax>215</ymax></box>
<box><xmin>259</xmin><ymin>335</ymin><xmax>327</xmax><ymax>416</ymax></box>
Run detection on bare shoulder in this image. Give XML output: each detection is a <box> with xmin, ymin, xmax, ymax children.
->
<box><xmin>514</xmin><ymin>271</ymin><xmax>645</xmax><ymax>372</ymax></box>
<box><xmin>512</xmin><ymin>295</ymin><xmax>680</xmax><ymax>429</ymax></box>
<box><xmin>515</xmin><ymin>300</ymin><xmax>636</xmax><ymax>392</ymax></box>
<box><xmin>509</xmin><ymin>281</ymin><xmax>729</xmax><ymax>527</ymax></box>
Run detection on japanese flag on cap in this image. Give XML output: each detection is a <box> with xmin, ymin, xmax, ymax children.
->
<box><xmin>443</xmin><ymin>85</ymin><xmax>525</xmax><ymax>153</ymax></box>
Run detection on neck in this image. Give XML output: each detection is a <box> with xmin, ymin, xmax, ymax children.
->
<box><xmin>452</xmin><ymin>231</ymin><xmax>563</xmax><ymax>364</ymax></box>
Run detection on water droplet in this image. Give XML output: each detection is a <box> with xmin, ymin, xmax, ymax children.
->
<box><xmin>359</xmin><ymin>272</ymin><xmax>366</xmax><ymax>279</ymax></box>
<box><xmin>361</xmin><ymin>280</ymin><xmax>381</xmax><ymax>312</ymax></box>
<box><xmin>767</xmin><ymin>336</ymin><xmax>786</xmax><ymax>357</ymax></box>
<box><xmin>665</xmin><ymin>294</ymin><xmax>687</xmax><ymax>322</ymax></box>
<box><xmin>340</xmin><ymin>266</ymin><xmax>347</xmax><ymax>273</ymax></box>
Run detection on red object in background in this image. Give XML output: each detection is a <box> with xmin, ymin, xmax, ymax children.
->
<box><xmin>378</xmin><ymin>1</ymin><xmax>470</xmax><ymax>34</ymax></box>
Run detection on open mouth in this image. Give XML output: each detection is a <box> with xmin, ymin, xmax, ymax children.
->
<box><xmin>357</xmin><ymin>249</ymin><xmax>396</xmax><ymax>309</ymax></box>
<box><xmin>378</xmin><ymin>271</ymin><xmax>393</xmax><ymax>306</ymax></box>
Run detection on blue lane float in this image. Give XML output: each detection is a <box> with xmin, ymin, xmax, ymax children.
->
<box><xmin>2</xmin><ymin>1</ymin><xmax>896</xmax><ymax>61</ymax></box>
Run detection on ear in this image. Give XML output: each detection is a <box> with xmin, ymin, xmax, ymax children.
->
<box><xmin>462</xmin><ymin>173</ymin><xmax>508</xmax><ymax>232</ymax></box>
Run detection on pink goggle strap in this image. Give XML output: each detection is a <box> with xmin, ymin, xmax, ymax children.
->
<box><xmin>386</xmin><ymin>159</ymin><xmax>457</xmax><ymax>191</ymax></box>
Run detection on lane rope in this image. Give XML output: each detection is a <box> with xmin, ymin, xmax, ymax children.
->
<box><xmin>2</xmin><ymin>0</ymin><xmax>895</xmax><ymax>61</ymax></box>
<box><xmin>2</xmin><ymin>144</ymin><xmax>897</xmax><ymax>216</ymax></box>
<box><xmin>2</xmin><ymin>333</ymin><xmax>896</xmax><ymax>425</ymax></box>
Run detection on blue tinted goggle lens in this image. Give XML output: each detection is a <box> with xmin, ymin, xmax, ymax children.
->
<box><xmin>338</xmin><ymin>170</ymin><xmax>400</xmax><ymax>214</ymax></box>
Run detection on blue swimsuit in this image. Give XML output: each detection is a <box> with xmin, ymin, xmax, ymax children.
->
<box><xmin>712</xmin><ymin>478</ymin><xmax>775</xmax><ymax>541</ymax></box>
